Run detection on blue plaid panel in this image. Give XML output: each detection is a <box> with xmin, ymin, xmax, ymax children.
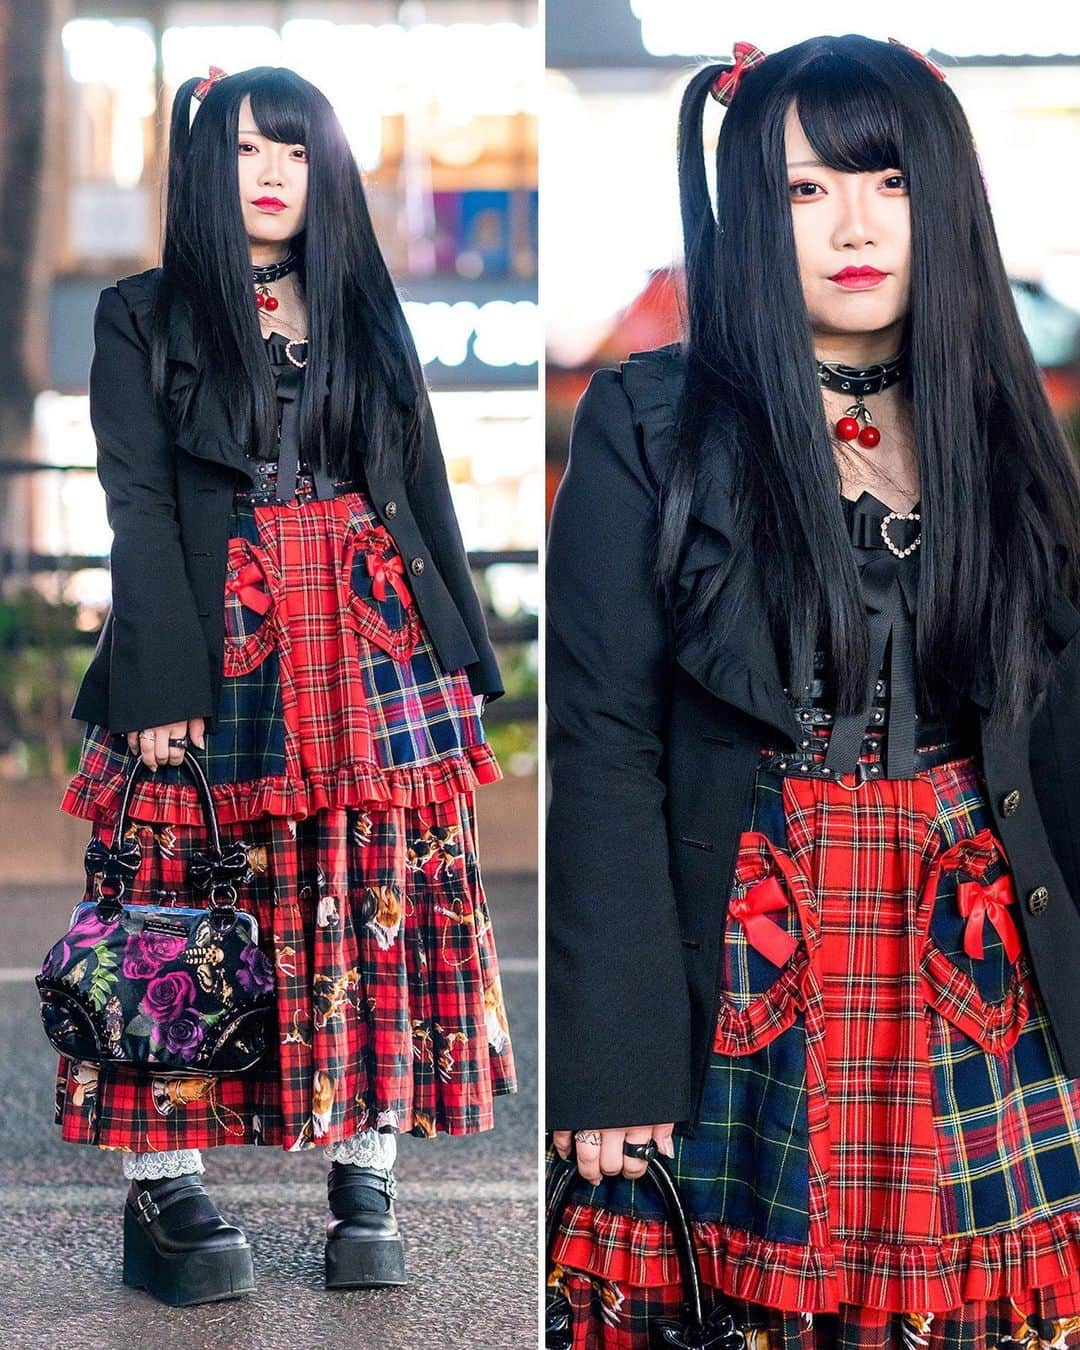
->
<box><xmin>565</xmin><ymin>764</ymin><xmax>812</xmax><ymax>1245</ymax></box>
<box><xmin>926</xmin><ymin>771</ymin><xmax>1017</xmax><ymax>1004</ymax></box>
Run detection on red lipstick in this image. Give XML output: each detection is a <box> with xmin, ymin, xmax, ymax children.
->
<box><xmin>829</xmin><ymin>266</ymin><xmax>888</xmax><ymax>290</ymax></box>
<box><xmin>253</xmin><ymin>197</ymin><xmax>286</xmax><ymax>212</ymax></box>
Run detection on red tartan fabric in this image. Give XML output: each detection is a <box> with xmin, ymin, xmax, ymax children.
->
<box><xmin>54</xmin><ymin>483</ymin><xmax>516</xmax><ymax>1150</ymax></box>
<box><xmin>60</xmin><ymin>741</ymin><xmax>501</xmax><ymax>827</ymax></box>
<box><xmin>550</xmin><ymin>1269</ymin><xmax>1080</xmax><ymax>1349</ymax></box>
<box><xmin>549</xmin><ymin>753</ymin><xmax>1080</xmax><ymax>1338</ymax></box>
<box><xmin>59</xmin><ymin>489</ymin><xmax>501</xmax><ymax>827</ymax></box>
<box><xmin>54</xmin><ymin>796</ymin><xmax>516</xmax><ymax>1149</ymax></box>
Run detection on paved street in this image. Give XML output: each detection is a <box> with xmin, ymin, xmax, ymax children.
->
<box><xmin>0</xmin><ymin>872</ymin><xmax>538</xmax><ymax>1349</ymax></box>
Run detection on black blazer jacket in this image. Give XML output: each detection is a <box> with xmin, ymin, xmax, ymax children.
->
<box><xmin>70</xmin><ymin>268</ymin><xmax>504</xmax><ymax>736</ymax></box>
<box><xmin>546</xmin><ymin>343</ymin><xmax>1080</xmax><ymax>1134</ymax></box>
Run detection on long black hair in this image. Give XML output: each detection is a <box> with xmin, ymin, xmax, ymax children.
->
<box><xmin>663</xmin><ymin>33</ymin><xmax>1080</xmax><ymax>730</ymax></box>
<box><xmin>150</xmin><ymin>66</ymin><xmax>425</xmax><ymax>481</ymax></box>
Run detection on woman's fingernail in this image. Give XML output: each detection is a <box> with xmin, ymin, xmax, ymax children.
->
<box><xmin>660</xmin><ymin>1137</ymin><xmax>675</xmax><ymax>1158</ymax></box>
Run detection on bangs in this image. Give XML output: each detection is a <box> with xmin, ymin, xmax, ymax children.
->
<box><xmin>790</xmin><ymin>54</ymin><xmax>904</xmax><ymax>172</ymax></box>
<box><xmin>247</xmin><ymin>73</ymin><xmax>311</xmax><ymax>147</ymax></box>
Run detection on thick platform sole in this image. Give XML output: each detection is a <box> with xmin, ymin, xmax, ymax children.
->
<box><xmin>325</xmin><ymin>1232</ymin><xmax>408</xmax><ymax>1289</ymax></box>
<box><xmin>123</xmin><ymin>1205</ymin><xmax>255</xmax><ymax>1306</ymax></box>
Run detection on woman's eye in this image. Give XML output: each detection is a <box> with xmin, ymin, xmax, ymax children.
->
<box><xmin>239</xmin><ymin>142</ymin><xmax>256</xmax><ymax>153</ymax></box>
<box><xmin>293</xmin><ymin>148</ymin><xmax>307</xmax><ymax>160</ymax></box>
<box><xmin>884</xmin><ymin>173</ymin><xmax>908</xmax><ymax>189</ymax></box>
<box><xmin>789</xmin><ymin>182</ymin><xmax>821</xmax><ymax>198</ymax></box>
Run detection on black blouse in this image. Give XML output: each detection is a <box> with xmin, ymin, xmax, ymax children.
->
<box><xmin>786</xmin><ymin>488</ymin><xmax>979</xmax><ymax>779</ymax></box>
<box><xmin>251</xmin><ymin>330</ymin><xmax>337</xmax><ymax>502</ymax></box>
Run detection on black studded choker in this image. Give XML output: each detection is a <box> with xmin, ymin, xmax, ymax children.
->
<box><xmin>817</xmin><ymin>350</ymin><xmax>909</xmax><ymax>448</ymax></box>
<box><xmin>816</xmin><ymin>350</ymin><xmax>908</xmax><ymax>397</ymax></box>
<box><xmin>251</xmin><ymin>251</ymin><xmax>299</xmax><ymax>285</ymax></box>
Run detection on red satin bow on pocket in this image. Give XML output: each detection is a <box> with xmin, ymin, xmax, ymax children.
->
<box><xmin>226</xmin><ymin>560</ymin><xmax>273</xmax><ymax>615</ymax></box>
<box><xmin>729</xmin><ymin>875</ymin><xmax>799</xmax><ymax>968</ymax></box>
<box><xmin>936</xmin><ymin>826</ymin><xmax>1022</xmax><ymax>963</ymax></box>
<box><xmin>365</xmin><ymin>548</ymin><xmax>413</xmax><ymax>608</ymax></box>
<box><xmin>956</xmin><ymin>873</ymin><xmax>1023</xmax><ymax>963</ymax></box>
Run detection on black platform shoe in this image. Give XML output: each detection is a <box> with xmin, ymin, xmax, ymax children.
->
<box><xmin>324</xmin><ymin>1161</ymin><xmax>407</xmax><ymax>1289</ymax></box>
<box><xmin>122</xmin><ymin>1172</ymin><xmax>255</xmax><ymax>1306</ymax></box>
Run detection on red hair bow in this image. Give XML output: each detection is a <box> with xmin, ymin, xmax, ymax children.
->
<box><xmin>887</xmin><ymin>38</ymin><xmax>948</xmax><ymax>81</ymax></box>
<box><xmin>710</xmin><ymin>41</ymin><xmax>768</xmax><ymax>106</ymax></box>
<box><xmin>193</xmin><ymin>65</ymin><xmax>228</xmax><ymax>102</ymax></box>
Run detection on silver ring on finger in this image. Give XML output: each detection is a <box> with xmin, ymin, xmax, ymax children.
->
<box><xmin>168</xmin><ymin>737</ymin><xmax>188</xmax><ymax>747</ymax></box>
<box><xmin>138</xmin><ymin>731</ymin><xmax>154</xmax><ymax>740</ymax></box>
<box><xmin>573</xmin><ymin>1130</ymin><xmax>601</xmax><ymax>1147</ymax></box>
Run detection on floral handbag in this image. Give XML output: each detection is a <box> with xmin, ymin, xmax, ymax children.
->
<box><xmin>36</xmin><ymin>748</ymin><xmax>275</xmax><ymax>1077</ymax></box>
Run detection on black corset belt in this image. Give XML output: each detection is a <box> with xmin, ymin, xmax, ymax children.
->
<box><xmin>234</xmin><ymin>459</ymin><xmax>362</xmax><ymax>506</ymax></box>
<box><xmin>769</xmin><ymin>494</ymin><xmax>969</xmax><ymax>782</ymax></box>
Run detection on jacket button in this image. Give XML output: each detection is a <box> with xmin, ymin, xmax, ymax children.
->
<box><xmin>384</xmin><ymin>500</ymin><xmax>397</xmax><ymax>517</ymax></box>
<box><xmin>1001</xmin><ymin>788</ymin><xmax>1021</xmax><ymax>815</ymax></box>
<box><xmin>410</xmin><ymin>556</ymin><xmax>425</xmax><ymax>575</ymax></box>
<box><xmin>1027</xmin><ymin>885</ymin><xmax>1050</xmax><ymax>915</ymax></box>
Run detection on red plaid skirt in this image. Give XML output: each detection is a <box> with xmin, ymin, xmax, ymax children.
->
<box><xmin>550</xmin><ymin>745</ymin><xmax>1080</xmax><ymax>1344</ymax></box>
<box><xmin>56</xmin><ymin>483</ymin><xmax>516</xmax><ymax>1150</ymax></box>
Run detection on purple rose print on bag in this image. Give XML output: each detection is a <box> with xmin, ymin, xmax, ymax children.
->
<box><xmin>58</xmin><ymin>907</ymin><xmax>120</xmax><ymax>969</ymax></box>
<box><xmin>236</xmin><ymin>942</ymin><xmax>275</xmax><ymax>996</ymax></box>
<box><xmin>121</xmin><ymin>930</ymin><xmax>188</xmax><ymax>980</ymax></box>
<box><xmin>140</xmin><ymin>969</ymin><xmax>198</xmax><ymax>1024</ymax></box>
<box><xmin>163</xmin><ymin>1014</ymin><xmax>207</xmax><ymax>1062</ymax></box>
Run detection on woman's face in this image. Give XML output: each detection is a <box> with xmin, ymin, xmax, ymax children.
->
<box><xmin>236</xmin><ymin>94</ymin><xmax>308</xmax><ymax>250</ymax></box>
<box><xmin>784</xmin><ymin>100</ymin><xmax>911</xmax><ymax>355</ymax></box>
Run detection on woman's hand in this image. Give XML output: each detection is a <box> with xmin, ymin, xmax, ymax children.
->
<box><xmin>126</xmin><ymin>718</ymin><xmax>206</xmax><ymax>771</ymax></box>
<box><xmin>552</xmin><ymin>1123</ymin><xmax>675</xmax><ymax>1183</ymax></box>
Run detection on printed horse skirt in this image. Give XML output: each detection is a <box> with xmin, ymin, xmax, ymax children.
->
<box><xmin>56</xmin><ymin>483</ymin><xmax>515</xmax><ymax>1152</ymax></box>
<box><xmin>549</xmin><ymin>747</ymin><xmax>1080</xmax><ymax>1347</ymax></box>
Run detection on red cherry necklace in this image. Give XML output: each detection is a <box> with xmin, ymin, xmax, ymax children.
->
<box><xmin>252</xmin><ymin>249</ymin><xmax>298</xmax><ymax>315</ymax></box>
<box><xmin>817</xmin><ymin>350</ymin><xmax>907</xmax><ymax>449</ymax></box>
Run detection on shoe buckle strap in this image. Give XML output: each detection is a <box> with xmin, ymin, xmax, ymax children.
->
<box><xmin>331</xmin><ymin>1166</ymin><xmax>397</xmax><ymax>1203</ymax></box>
<box><xmin>135</xmin><ymin>1189</ymin><xmax>160</xmax><ymax>1223</ymax></box>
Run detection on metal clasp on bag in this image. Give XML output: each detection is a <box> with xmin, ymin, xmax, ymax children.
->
<box><xmin>207</xmin><ymin>882</ymin><xmax>240</xmax><ymax>938</ymax></box>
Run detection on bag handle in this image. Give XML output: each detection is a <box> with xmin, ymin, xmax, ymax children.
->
<box><xmin>545</xmin><ymin>1149</ymin><xmax>736</xmax><ymax>1348</ymax></box>
<box><xmin>84</xmin><ymin>749</ymin><xmax>250</xmax><ymax>927</ymax></box>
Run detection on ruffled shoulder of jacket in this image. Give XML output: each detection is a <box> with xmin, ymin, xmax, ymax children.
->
<box><xmin>113</xmin><ymin>266</ymin><xmax>162</xmax><ymax>314</ymax></box>
<box><xmin>104</xmin><ymin>267</ymin><xmax>163</xmax><ymax>347</ymax></box>
<box><xmin>110</xmin><ymin>267</ymin><xmax>203</xmax><ymax>375</ymax></box>
<box><xmin>615</xmin><ymin>343</ymin><xmax>687</xmax><ymax>486</ymax></box>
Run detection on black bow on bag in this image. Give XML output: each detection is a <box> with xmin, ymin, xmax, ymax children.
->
<box><xmin>37</xmin><ymin>750</ymin><xmax>276</xmax><ymax>1077</ymax></box>
<box><xmin>545</xmin><ymin>1150</ymin><xmax>743</xmax><ymax>1349</ymax></box>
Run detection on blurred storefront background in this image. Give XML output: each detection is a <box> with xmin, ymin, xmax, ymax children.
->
<box><xmin>0</xmin><ymin>0</ymin><xmax>539</xmax><ymax>876</ymax></box>
<box><xmin>544</xmin><ymin>0</ymin><xmax>1080</xmax><ymax>519</ymax></box>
